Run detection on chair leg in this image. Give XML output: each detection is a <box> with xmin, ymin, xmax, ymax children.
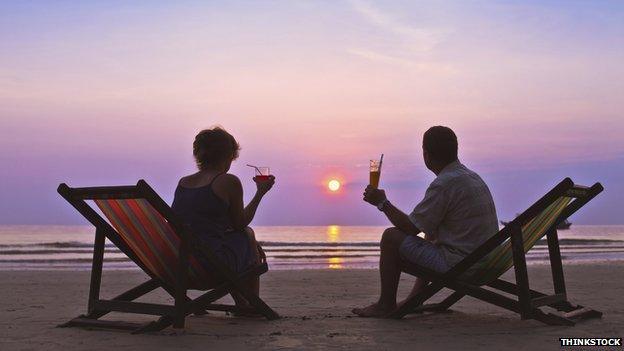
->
<box><xmin>510</xmin><ymin>226</ymin><xmax>532</xmax><ymax>319</ymax></box>
<box><xmin>83</xmin><ymin>279</ymin><xmax>162</xmax><ymax>320</ymax></box>
<box><xmin>58</xmin><ymin>278</ymin><xmax>164</xmax><ymax>330</ymax></box>
<box><xmin>131</xmin><ymin>281</ymin><xmax>240</xmax><ymax>333</ymax></box>
<box><xmin>546</xmin><ymin>228</ymin><xmax>568</xmax><ymax>296</ymax></box>
<box><xmin>173</xmin><ymin>236</ymin><xmax>190</xmax><ymax>330</ymax></box>
<box><xmin>87</xmin><ymin>229</ymin><xmax>106</xmax><ymax>314</ymax></box>
<box><xmin>438</xmin><ymin>291</ymin><xmax>464</xmax><ymax>309</ymax></box>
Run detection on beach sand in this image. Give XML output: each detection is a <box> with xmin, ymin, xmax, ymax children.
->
<box><xmin>1</xmin><ymin>263</ymin><xmax>622</xmax><ymax>350</ymax></box>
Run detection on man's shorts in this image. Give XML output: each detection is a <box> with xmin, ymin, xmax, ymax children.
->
<box><xmin>399</xmin><ymin>235</ymin><xmax>450</xmax><ymax>273</ymax></box>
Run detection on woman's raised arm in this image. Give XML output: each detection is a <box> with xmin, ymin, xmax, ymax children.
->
<box><xmin>215</xmin><ymin>174</ymin><xmax>275</xmax><ymax>230</ymax></box>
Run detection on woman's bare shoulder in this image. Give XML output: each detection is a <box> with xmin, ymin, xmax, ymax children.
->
<box><xmin>177</xmin><ymin>172</ymin><xmax>208</xmax><ymax>188</ymax></box>
<box><xmin>213</xmin><ymin>173</ymin><xmax>242</xmax><ymax>187</ymax></box>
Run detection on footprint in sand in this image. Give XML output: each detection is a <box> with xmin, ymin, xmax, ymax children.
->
<box><xmin>266</xmin><ymin>336</ymin><xmax>304</xmax><ymax>349</ymax></box>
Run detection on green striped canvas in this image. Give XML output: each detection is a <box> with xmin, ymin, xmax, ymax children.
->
<box><xmin>471</xmin><ymin>196</ymin><xmax>573</xmax><ymax>285</ymax></box>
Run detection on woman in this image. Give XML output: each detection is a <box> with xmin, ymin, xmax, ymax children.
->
<box><xmin>171</xmin><ymin>126</ymin><xmax>275</xmax><ymax>312</ymax></box>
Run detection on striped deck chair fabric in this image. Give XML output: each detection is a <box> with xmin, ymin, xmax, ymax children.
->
<box><xmin>472</xmin><ymin>196</ymin><xmax>573</xmax><ymax>285</ymax></box>
<box><xmin>57</xmin><ymin>180</ymin><xmax>280</xmax><ymax>333</ymax></box>
<box><xmin>393</xmin><ymin>179</ymin><xmax>604</xmax><ymax>324</ymax></box>
<box><xmin>95</xmin><ymin>198</ymin><xmax>211</xmax><ymax>287</ymax></box>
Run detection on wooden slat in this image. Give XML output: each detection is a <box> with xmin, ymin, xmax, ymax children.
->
<box><xmin>531</xmin><ymin>293</ymin><xmax>566</xmax><ymax>308</ymax></box>
<box><xmin>203</xmin><ymin>303</ymin><xmax>239</xmax><ymax>312</ymax></box>
<box><xmin>66</xmin><ymin>185</ymin><xmax>140</xmax><ymax>199</ymax></box>
<box><xmin>564</xmin><ymin>307</ymin><xmax>603</xmax><ymax>320</ymax></box>
<box><xmin>85</xmin><ymin>279</ymin><xmax>162</xmax><ymax>320</ymax></box>
<box><xmin>93</xmin><ymin>300</ymin><xmax>176</xmax><ymax>316</ymax></box>
<box><xmin>60</xmin><ymin>317</ymin><xmax>146</xmax><ymax>331</ymax></box>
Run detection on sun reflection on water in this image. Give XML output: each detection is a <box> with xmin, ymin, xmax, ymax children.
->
<box><xmin>326</xmin><ymin>225</ymin><xmax>344</xmax><ymax>269</ymax></box>
<box><xmin>327</xmin><ymin>225</ymin><xmax>340</xmax><ymax>242</ymax></box>
<box><xmin>328</xmin><ymin>257</ymin><xmax>344</xmax><ymax>269</ymax></box>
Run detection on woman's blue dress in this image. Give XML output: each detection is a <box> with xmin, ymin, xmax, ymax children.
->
<box><xmin>171</xmin><ymin>174</ymin><xmax>254</xmax><ymax>273</ymax></box>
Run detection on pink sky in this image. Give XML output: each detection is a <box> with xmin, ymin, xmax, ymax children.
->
<box><xmin>1</xmin><ymin>1</ymin><xmax>623</xmax><ymax>224</ymax></box>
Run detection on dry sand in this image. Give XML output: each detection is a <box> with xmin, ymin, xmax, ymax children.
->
<box><xmin>1</xmin><ymin>263</ymin><xmax>623</xmax><ymax>350</ymax></box>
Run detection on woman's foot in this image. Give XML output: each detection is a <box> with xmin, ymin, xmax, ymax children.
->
<box><xmin>230</xmin><ymin>303</ymin><xmax>262</xmax><ymax>317</ymax></box>
<box><xmin>352</xmin><ymin>302</ymin><xmax>396</xmax><ymax>318</ymax></box>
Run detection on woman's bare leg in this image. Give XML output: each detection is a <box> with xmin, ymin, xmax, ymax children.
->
<box><xmin>244</xmin><ymin>226</ymin><xmax>261</xmax><ymax>295</ymax></box>
<box><xmin>231</xmin><ymin>227</ymin><xmax>261</xmax><ymax>308</ymax></box>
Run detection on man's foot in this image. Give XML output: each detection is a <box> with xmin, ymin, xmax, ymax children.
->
<box><xmin>352</xmin><ymin>302</ymin><xmax>396</xmax><ymax>318</ymax></box>
<box><xmin>397</xmin><ymin>284</ymin><xmax>426</xmax><ymax>309</ymax></box>
<box><xmin>397</xmin><ymin>294</ymin><xmax>420</xmax><ymax>310</ymax></box>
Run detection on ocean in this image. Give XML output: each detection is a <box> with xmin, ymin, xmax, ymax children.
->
<box><xmin>1</xmin><ymin>225</ymin><xmax>623</xmax><ymax>271</ymax></box>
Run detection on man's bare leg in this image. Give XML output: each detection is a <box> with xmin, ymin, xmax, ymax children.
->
<box><xmin>353</xmin><ymin>227</ymin><xmax>407</xmax><ymax>317</ymax></box>
<box><xmin>398</xmin><ymin>277</ymin><xmax>428</xmax><ymax>308</ymax></box>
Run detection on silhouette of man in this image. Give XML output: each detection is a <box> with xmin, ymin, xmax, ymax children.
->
<box><xmin>353</xmin><ymin>126</ymin><xmax>498</xmax><ymax>317</ymax></box>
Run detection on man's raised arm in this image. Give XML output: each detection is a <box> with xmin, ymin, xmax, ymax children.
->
<box><xmin>363</xmin><ymin>185</ymin><xmax>421</xmax><ymax>236</ymax></box>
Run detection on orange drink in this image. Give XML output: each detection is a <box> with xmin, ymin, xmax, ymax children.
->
<box><xmin>369</xmin><ymin>159</ymin><xmax>382</xmax><ymax>188</ymax></box>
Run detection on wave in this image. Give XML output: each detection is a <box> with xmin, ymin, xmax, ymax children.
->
<box><xmin>3</xmin><ymin>250</ymin><xmax>624</xmax><ymax>265</ymax></box>
<box><xmin>0</xmin><ymin>241</ymin><xmax>115</xmax><ymax>249</ymax></box>
<box><xmin>4</xmin><ymin>246</ymin><xmax>624</xmax><ymax>256</ymax></box>
<box><xmin>0</xmin><ymin>257</ymin><xmax>130</xmax><ymax>264</ymax></box>
<box><xmin>0</xmin><ymin>238</ymin><xmax>622</xmax><ymax>250</ymax></box>
<box><xmin>1</xmin><ymin>238</ymin><xmax>623</xmax><ymax>253</ymax></box>
<box><xmin>0</xmin><ymin>248</ymin><xmax>381</xmax><ymax>255</ymax></box>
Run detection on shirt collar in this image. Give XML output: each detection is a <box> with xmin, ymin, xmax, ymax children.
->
<box><xmin>438</xmin><ymin>160</ymin><xmax>461</xmax><ymax>176</ymax></box>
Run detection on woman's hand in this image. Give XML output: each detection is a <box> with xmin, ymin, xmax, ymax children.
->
<box><xmin>254</xmin><ymin>175</ymin><xmax>276</xmax><ymax>196</ymax></box>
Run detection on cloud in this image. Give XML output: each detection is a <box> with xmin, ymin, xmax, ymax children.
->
<box><xmin>346</xmin><ymin>48</ymin><xmax>415</xmax><ymax>66</ymax></box>
<box><xmin>346</xmin><ymin>0</ymin><xmax>452</xmax><ymax>71</ymax></box>
<box><xmin>348</xmin><ymin>0</ymin><xmax>445</xmax><ymax>53</ymax></box>
<box><xmin>346</xmin><ymin>47</ymin><xmax>456</xmax><ymax>74</ymax></box>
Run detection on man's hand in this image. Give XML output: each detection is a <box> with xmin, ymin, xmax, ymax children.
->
<box><xmin>364</xmin><ymin>185</ymin><xmax>421</xmax><ymax>235</ymax></box>
<box><xmin>363</xmin><ymin>185</ymin><xmax>387</xmax><ymax>206</ymax></box>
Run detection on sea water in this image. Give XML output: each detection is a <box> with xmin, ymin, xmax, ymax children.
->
<box><xmin>0</xmin><ymin>225</ymin><xmax>623</xmax><ymax>270</ymax></box>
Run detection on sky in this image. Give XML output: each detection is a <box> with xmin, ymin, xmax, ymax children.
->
<box><xmin>1</xmin><ymin>0</ymin><xmax>623</xmax><ymax>225</ymax></box>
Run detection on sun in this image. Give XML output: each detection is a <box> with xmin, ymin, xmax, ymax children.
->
<box><xmin>328</xmin><ymin>179</ymin><xmax>341</xmax><ymax>192</ymax></box>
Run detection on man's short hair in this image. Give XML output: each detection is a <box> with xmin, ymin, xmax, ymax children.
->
<box><xmin>423</xmin><ymin>126</ymin><xmax>458</xmax><ymax>163</ymax></box>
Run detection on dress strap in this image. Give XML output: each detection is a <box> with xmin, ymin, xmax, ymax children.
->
<box><xmin>208</xmin><ymin>172</ymin><xmax>226</xmax><ymax>188</ymax></box>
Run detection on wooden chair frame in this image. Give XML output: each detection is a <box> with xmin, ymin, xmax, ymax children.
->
<box><xmin>57</xmin><ymin>180</ymin><xmax>279</xmax><ymax>334</ymax></box>
<box><xmin>392</xmin><ymin>178</ymin><xmax>604</xmax><ymax>326</ymax></box>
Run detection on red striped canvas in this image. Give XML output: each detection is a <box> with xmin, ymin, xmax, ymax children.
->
<box><xmin>94</xmin><ymin>198</ymin><xmax>211</xmax><ymax>287</ymax></box>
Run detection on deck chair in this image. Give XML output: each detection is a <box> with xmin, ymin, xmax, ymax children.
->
<box><xmin>57</xmin><ymin>180</ymin><xmax>279</xmax><ymax>334</ymax></box>
<box><xmin>391</xmin><ymin>178</ymin><xmax>603</xmax><ymax>326</ymax></box>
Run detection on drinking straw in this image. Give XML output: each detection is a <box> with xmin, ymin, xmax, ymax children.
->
<box><xmin>246</xmin><ymin>164</ymin><xmax>262</xmax><ymax>175</ymax></box>
<box><xmin>379</xmin><ymin>154</ymin><xmax>384</xmax><ymax>171</ymax></box>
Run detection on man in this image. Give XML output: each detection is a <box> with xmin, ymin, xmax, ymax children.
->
<box><xmin>353</xmin><ymin>126</ymin><xmax>498</xmax><ymax>318</ymax></box>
